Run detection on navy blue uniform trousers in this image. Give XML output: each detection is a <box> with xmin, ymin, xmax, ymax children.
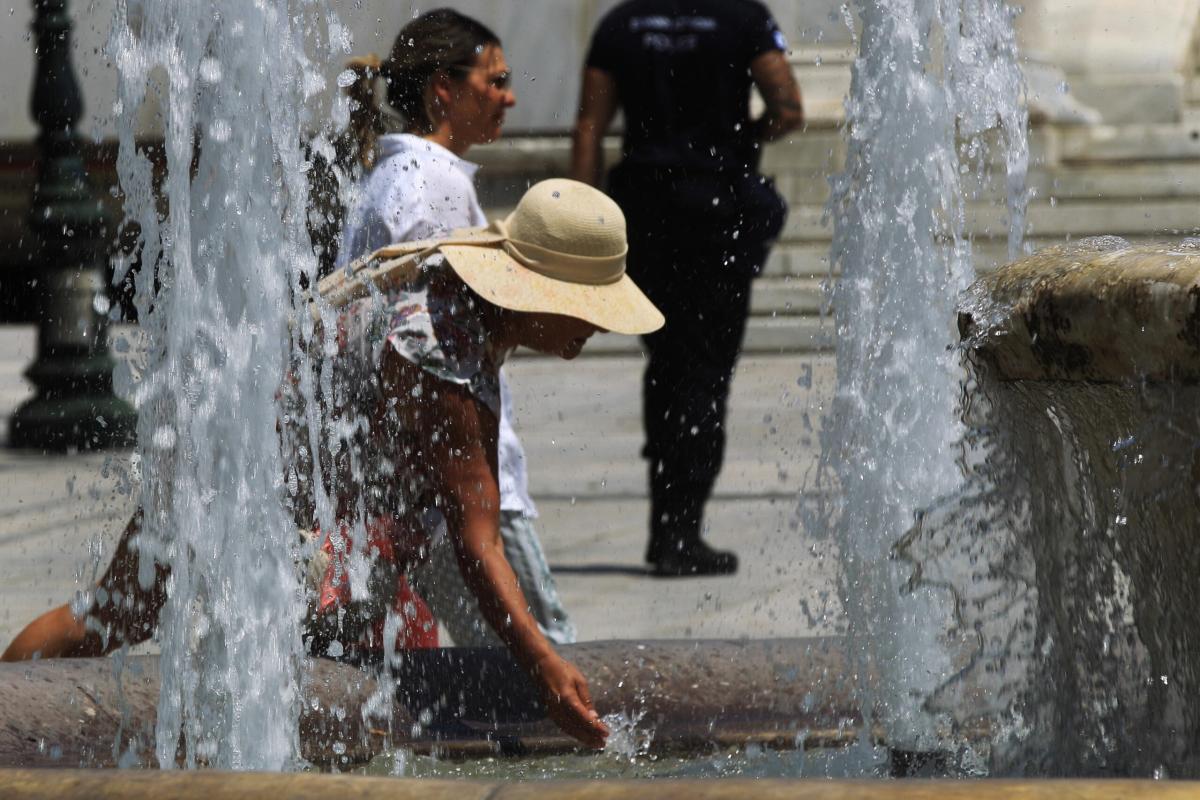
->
<box><xmin>608</xmin><ymin>164</ymin><xmax>786</xmax><ymax>557</ymax></box>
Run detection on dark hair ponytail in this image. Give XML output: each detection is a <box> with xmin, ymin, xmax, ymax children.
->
<box><xmin>343</xmin><ymin>9</ymin><xmax>499</xmax><ymax>169</ymax></box>
<box><xmin>342</xmin><ymin>54</ymin><xmax>386</xmax><ymax>170</ymax></box>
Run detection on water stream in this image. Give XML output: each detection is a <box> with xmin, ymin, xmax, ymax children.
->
<box><xmin>109</xmin><ymin>0</ymin><xmax>345</xmax><ymax>770</ymax></box>
<box><xmin>813</xmin><ymin>0</ymin><xmax>1028</xmax><ymax>756</ymax></box>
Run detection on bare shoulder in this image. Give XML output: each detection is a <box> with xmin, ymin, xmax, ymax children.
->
<box><xmin>378</xmin><ymin>348</ymin><xmax>498</xmax><ymax>458</ymax></box>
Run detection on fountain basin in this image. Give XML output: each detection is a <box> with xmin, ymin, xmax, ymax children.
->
<box><xmin>960</xmin><ymin>240</ymin><xmax>1200</xmax><ymax>382</ymax></box>
<box><xmin>0</xmin><ymin>639</ymin><xmax>857</xmax><ymax>769</ymax></box>
<box><xmin>936</xmin><ymin>240</ymin><xmax>1200</xmax><ymax>774</ymax></box>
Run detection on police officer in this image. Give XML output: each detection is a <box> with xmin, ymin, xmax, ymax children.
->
<box><xmin>571</xmin><ymin>0</ymin><xmax>803</xmax><ymax>576</ymax></box>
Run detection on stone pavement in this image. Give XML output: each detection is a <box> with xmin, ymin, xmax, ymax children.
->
<box><xmin>0</xmin><ymin>327</ymin><xmax>842</xmax><ymax>653</ymax></box>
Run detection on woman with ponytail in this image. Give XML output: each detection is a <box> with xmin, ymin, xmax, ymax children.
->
<box><xmin>336</xmin><ymin>11</ymin><xmax>579</xmax><ymax>653</ymax></box>
<box><xmin>338</xmin><ymin>9</ymin><xmax>512</xmax><ymax>246</ymax></box>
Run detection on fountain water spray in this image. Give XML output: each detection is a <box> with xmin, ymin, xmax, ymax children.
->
<box><xmin>937</xmin><ymin>239</ymin><xmax>1200</xmax><ymax>775</ymax></box>
<box><xmin>815</xmin><ymin>0</ymin><xmax>1028</xmax><ymax>756</ymax></box>
<box><xmin>108</xmin><ymin>0</ymin><xmax>347</xmax><ymax>769</ymax></box>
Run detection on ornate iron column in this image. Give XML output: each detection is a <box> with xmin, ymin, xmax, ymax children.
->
<box><xmin>9</xmin><ymin>0</ymin><xmax>137</xmax><ymax>450</ymax></box>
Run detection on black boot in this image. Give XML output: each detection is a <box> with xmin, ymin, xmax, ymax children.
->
<box><xmin>645</xmin><ymin>461</ymin><xmax>737</xmax><ymax>576</ymax></box>
<box><xmin>649</xmin><ymin>536</ymin><xmax>738</xmax><ymax>577</ymax></box>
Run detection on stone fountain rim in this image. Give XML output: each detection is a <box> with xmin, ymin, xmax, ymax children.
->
<box><xmin>960</xmin><ymin>241</ymin><xmax>1200</xmax><ymax>384</ymax></box>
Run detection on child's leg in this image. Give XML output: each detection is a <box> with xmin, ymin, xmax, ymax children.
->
<box><xmin>1</xmin><ymin>511</ymin><xmax>167</xmax><ymax>661</ymax></box>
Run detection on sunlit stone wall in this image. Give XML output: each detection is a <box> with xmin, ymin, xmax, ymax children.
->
<box><xmin>1018</xmin><ymin>0</ymin><xmax>1200</xmax><ymax>123</ymax></box>
<box><xmin>0</xmin><ymin>0</ymin><xmax>850</xmax><ymax>139</ymax></box>
<box><xmin>4</xmin><ymin>0</ymin><xmax>1193</xmax><ymax>139</ymax></box>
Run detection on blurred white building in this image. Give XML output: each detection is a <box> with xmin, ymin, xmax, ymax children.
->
<box><xmin>1</xmin><ymin>0</ymin><xmax>1196</xmax><ymax>140</ymax></box>
<box><xmin>0</xmin><ymin>1</ymin><xmax>1196</xmax><ymax>347</ymax></box>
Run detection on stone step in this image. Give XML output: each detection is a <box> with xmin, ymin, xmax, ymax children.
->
<box><xmin>1033</xmin><ymin>162</ymin><xmax>1200</xmax><ymax>201</ymax></box>
<box><xmin>1058</xmin><ymin>123</ymin><xmax>1200</xmax><ymax>163</ymax></box>
<box><xmin>777</xmin><ymin>196</ymin><xmax>1200</xmax><ymax>243</ymax></box>
<box><xmin>750</xmin><ymin>277</ymin><xmax>828</xmax><ymax>314</ymax></box>
<box><xmin>760</xmin><ymin>233</ymin><xmax>1095</xmax><ymax>280</ymax></box>
<box><xmin>516</xmin><ymin>315</ymin><xmax>832</xmax><ymax>358</ymax></box>
<box><xmin>762</xmin><ymin>127</ymin><xmax>1063</xmax><ymax>178</ymax></box>
<box><xmin>745</xmin><ymin>159</ymin><xmax>1200</xmax><ymax>210</ymax></box>
<box><xmin>789</xmin><ymin>45</ymin><xmax>856</xmax><ymax>68</ymax></box>
<box><xmin>993</xmin><ymin>198</ymin><xmax>1199</xmax><ymax>239</ymax></box>
<box><xmin>761</xmin><ymin>242</ymin><xmax>833</xmax><ymax>278</ymax></box>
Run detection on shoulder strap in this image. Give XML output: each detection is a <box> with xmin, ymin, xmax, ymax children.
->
<box><xmin>313</xmin><ymin>226</ymin><xmax>506</xmax><ymax>312</ymax></box>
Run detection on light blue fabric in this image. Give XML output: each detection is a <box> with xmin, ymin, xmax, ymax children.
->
<box><xmin>410</xmin><ymin>510</ymin><xmax>577</xmax><ymax>646</ymax></box>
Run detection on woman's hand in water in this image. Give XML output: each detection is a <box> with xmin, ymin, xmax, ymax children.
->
<box><xmin>532</xmin><ymin>652</ymin><xmax>610</xmax><ymax>749</ymax></box>
<box><xmin>403</xmin><ymin>369</ymin><xmax>607</xmax><ymax>748</ymax></box>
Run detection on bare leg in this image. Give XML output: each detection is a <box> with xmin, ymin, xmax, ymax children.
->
<box><xmin>1</xmin><ymin>604</ymin><xmax>90</xmax><ymax>661</ymax></box>
<box><xmin>1</xmin><ymin>511</ymin><xmax>167</xmax><ymax>661</ymax></box>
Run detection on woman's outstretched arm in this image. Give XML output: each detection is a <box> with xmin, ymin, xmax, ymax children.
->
<box><xmin>383</xmin><ymin>353</ymin><xmax>609</xmax><ymax>748</ymax></box>
<box><xmin>2</xmin><ymin>512</ymin><xmax>167</xmax><ymax>661</ymax></box>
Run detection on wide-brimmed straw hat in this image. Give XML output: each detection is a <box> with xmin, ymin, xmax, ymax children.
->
<box><xmin>318</xmin><ymin>179</ymin><xmax>664</xmax><ymax>335</ymax></box>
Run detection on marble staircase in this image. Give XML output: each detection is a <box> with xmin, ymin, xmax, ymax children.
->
<box><xmin>482</xmin><ymin>57</ymin><xmax>1200</xmax><ymax>356</ymax></box>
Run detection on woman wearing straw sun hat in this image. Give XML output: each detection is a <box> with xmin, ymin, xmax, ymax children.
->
<box><xmin>308</xmin><ymin>177</ymin><xmax>662</xmax><ymax>747</ymax></box>
<box><xmin>322</xmin><ymin>180</ymin><xmax>662</xmax><ymax>335</ymax></box>
<box><xmin>3</xmin><ymin>177</ymin><xmax>662</xmax><ymax>749</ymax></box>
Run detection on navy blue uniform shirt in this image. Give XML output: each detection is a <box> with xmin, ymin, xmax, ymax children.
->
<box><xmin>586</xmin><ymin>0</ymin><xmax>787</xmax><ymax>172</ymax></box>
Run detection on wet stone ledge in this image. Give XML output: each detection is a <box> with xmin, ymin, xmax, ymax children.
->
<box><xmin>949</xmin><ymin>236</ymin><xmax>1200</xmax><ymax>775</ymax></box>
<box><xmin>0</xmin><ymin>639</ymin><xmax>858</xmax><ymax>770</ymax></box>
<box><xmin>959</xmin><ymin>238</ymin><xmax>1200</xmax><ymax>383</ymax></box>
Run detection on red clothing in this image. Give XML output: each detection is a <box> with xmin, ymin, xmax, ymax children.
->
<box><xmin>313</xmin><ymin>517</ymin><xmax>439</xmax><ymax>651</ymax></box>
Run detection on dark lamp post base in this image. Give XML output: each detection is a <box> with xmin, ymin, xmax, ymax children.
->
<box><xmin>12</xmin><ymin>0</ymin><xmax>140</xmax><ymax>452</ymax></box>
<box><xmin>9</xmin><ymin>393</ymin><xmax>136</xmax><ymax>451</ymax></box>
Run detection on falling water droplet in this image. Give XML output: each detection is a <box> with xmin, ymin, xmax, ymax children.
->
<box><xmin>92</xmin><ymin>293</ymin><xmax>111</xmax><ymax>315</ymax></box>
<box><xmin>209</xmin><ymin>119</ymin><xmax>232</xmax><ymax>142</ymax></box>
<box><xmin>199</xmin><ymin>57</ymin><xmax>222</xmax><ymax>83</ymax></box>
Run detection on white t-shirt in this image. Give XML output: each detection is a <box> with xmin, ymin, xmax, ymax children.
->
<box><xmin>337</xmin><ymin>133</ymin><xmax>537</xmax><ymax>518</ymax></box>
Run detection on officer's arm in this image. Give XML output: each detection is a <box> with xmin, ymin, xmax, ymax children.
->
<box><xmin>571</xmin><ymin>67</ymin><xmax>619</xmax><ymax>187</ymax></box>
<box><xmin>751</xmin><ymin>50</ymin><xmax>804</xmax><ymax>142</ymax></box>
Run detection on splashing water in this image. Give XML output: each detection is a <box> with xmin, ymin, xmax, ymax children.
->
<box><xmin>602</xmin><ymin>710</ymin><xmax>655</xmax><ymax>761</ymax></box>
<box><xmin>109</xmin><ymin>0</ymin><xmax>346</xmax><ymax>769</ymax></box>
<box><xmin>904</xmin><ymin>239</ymin><xmax>1200</xmax><ymax>776</ymax></box>
<box><xmin>812</xmin><ymin>0</ymin><xmax>1028</xmax><ymax>754</ymax></box>
<box><xmin>98</xmin><ymin>0</ymin><xmax>1033</xmax><ymax>773</ymax></box>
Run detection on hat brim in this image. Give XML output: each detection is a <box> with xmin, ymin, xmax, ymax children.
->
<box><xmin>439</xmin><ymin>244</ymin><xmax>665</xmax><ymax>336</ymax></box>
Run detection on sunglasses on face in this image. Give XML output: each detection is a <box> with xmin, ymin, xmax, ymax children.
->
<box><xmin>448</xmin><ymin>64</ymin><xmax>512</xmax><ymax>92</ymax></box>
